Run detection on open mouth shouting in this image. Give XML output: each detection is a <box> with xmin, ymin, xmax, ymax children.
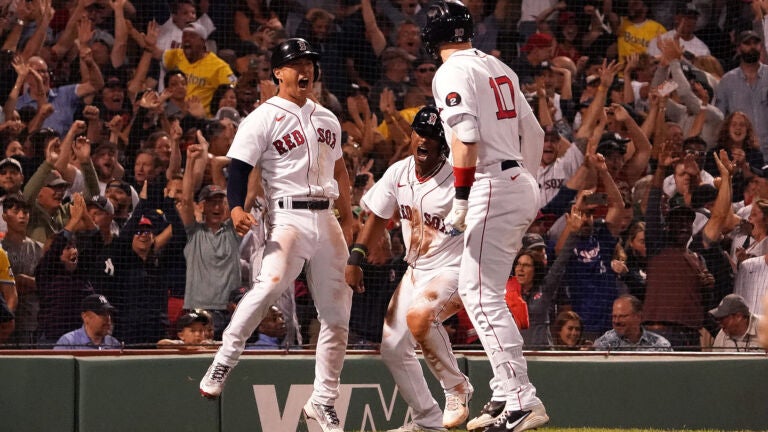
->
<box><xmin>416</xmin><ymin>144</ymin><xmax>430</xmax><ymax>162</ymax></box>
<box><xmin>297</xmin><ymin>77</ymin><xmax>311</xmax><ymax>90</ymax></box>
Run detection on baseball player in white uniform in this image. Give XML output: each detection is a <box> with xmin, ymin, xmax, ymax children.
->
<box><xmin>422</xmin><ymin>2</ymin><xmax>549</xmax><ymax>431</ymax></box>
<box><xmin>346</xmin><ymin>106</ymin><xmax>472</xmax><ymax>431</ymax></box>
<box><xmin>199</xmin><ymin>38</ymin><xmax>354</xmax><ymax>432</ymax></box>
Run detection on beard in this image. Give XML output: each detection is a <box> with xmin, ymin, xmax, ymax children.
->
<box><xmin>741</xmin><ymin>50</ymin><xmax>760</xmax><ymax>64</ymax></box>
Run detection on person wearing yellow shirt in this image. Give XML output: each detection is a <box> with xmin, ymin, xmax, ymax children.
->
<box><xmin>163</xmin><ymin>23</ymin><xmax>237</xmax><ymax>116</ymax></box>
<box><xmin>609</xmin><ymin>0</ymin><xmax>666</xmax><ymax>63</ymax></box>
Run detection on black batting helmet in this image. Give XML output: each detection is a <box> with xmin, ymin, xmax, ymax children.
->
<box><xmin>421</xmin><ymin>0</ymin><xmax>474</xmax><ymax>58</ymax></box>
<box><xmin>411</xmin><ymin>106</ymin><xmax>448</xmax><ymax>155</ymax></box>
<box><xmin>270</xmin><ymin>38</ymin><xmax>320</xmax><ymax>84</ymax></box>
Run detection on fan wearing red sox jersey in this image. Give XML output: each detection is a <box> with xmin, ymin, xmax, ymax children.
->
<box><xmin>199</xmin><ymin>38</ymin><xmax>354</xmax><ymax>432</ymax></box>
<box><xmin>422</xmin><ymin>2</ymin><xmax>548</xmax><ymax>432</ymax></box>
<box><xmin>346</xmin><ymin>106</ymin><xmax>472</xmax><ymax>431</ymax></box>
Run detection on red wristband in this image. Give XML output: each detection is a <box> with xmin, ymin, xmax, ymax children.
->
<box><xmin>453</xmin><ymin>166</ymin><xmax>476</xmax><ymax>188</ymax></box>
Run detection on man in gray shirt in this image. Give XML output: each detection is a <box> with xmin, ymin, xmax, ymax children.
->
<box><xmin>715</xmin><ymin>31</ymin><xmax>768</xmax><ymax>159</ymax></box>
<box><xmin>179</xmin><ymin>143</ymin><xmax>241</xmax><ymax>338</ymax></box>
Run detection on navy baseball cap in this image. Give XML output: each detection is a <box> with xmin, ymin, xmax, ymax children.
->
<box><xmin>597</xmin><ymin>132</ymin><xmax>630</xmax><ymax>156</ymax></box>
<box><xmin>675</xmin><ymin>3</ymin><xmax>700</xmax><ymax>17</ymax></box>
<box><xmin>177</xmin><ymin>311</ymin><xmax>210</xmax><ymax>331</ymax></box>
<box><xmin>82</xmin><ymin>294</ymin><xmax>115</xmax><ymax>314</ymax></box>
<box><xmin>86</xmin><ymin>195</ymin><xmax>115</xmax><ymax>215</ymax></box>
<box><xmin>106</xmin><ymin>180</ymin><xmax>131</xmax><ymax>195</ymax></box>
<box><xmin>596</xmin><ymin>141</ymin><xmax>626</xmax><ymax>156</ymax></box>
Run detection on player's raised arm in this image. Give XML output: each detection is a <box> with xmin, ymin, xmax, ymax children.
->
<box><xmin>179</xmin><ymin>143</ymin><xmax>204</xmax><ymax>227</ymax></box>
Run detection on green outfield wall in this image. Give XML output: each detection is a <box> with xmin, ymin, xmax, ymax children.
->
<box><xmin>1</xmin><ymin>352</ymin><xmax>766</xmax><ymax>431</ymax></box>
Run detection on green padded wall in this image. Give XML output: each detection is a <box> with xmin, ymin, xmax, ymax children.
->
<box><xmin>0</xmin><ymin>356</ymin><xmax>76</xmax><ymax>432</ymax></box>
<box><xmin>76</xmin><ymin>355</ymin><xmax>220</xmax><ymax>432</ymax></box>
<box><xmin>2</xmin><ymin>353</ymin><xmax>767</xmax><ymax>431</ymax></box>
<box><xmin>467</xmin><ymin>355</ymin><xmax>768</xmax><ymax>430</ymax></box>
<box><xmin>219</xmin><ymin>354</ymin><xmax>462</xmax><ymax>432</ymax></box>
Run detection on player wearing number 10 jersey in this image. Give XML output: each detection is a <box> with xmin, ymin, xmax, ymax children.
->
<box><xmin>423</xmin><ymin>1</ymin><xmax>548</xmax><ymax>431</ymax></box>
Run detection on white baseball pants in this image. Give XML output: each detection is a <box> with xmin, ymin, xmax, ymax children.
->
<box><xmin>458</xmin><ymin>168</ymin><xmax>542</xmax><ymax>411</ymax></box>
<box><xmin>380</xmin><ymin>267</ymin><xmax>470</xmax><ymax>428</ymax></box>
<box><xmin>214</xmin><ymin>209</ymin><xmax>352</xmax><ymax>405</ymax></box>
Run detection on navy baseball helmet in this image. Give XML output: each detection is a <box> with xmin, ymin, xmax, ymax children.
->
<box><xmin>411</xmin><ymin>105</ymin><xmax>448</xmax><ymax>155</ymax></box>
<box><xmin>270</xmin><ymin>38</ymin><xmax>320</xmax><ymax>84</ymax></box>
<box><xmin>421</xmin><ymin>0</ymin><xmax>474</xmax><ymax>58</ymax></box>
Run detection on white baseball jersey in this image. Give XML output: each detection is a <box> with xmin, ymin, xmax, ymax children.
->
<box><xmin>432</xmin><ymin>48</ymin><xmax>535</xmax><ymax>169</ymax></box>
<box><xmin>432</xmin><ymin>48</ymin><xmax>543</xmax><ymax>412</ymax></box>
<box><xmin>364</xmin><ymin>156</ymin><xmax>472</xmax><ymax>428</ymax></box>
<box><xmin>227</xmin><ymin>96</ymin><xmax>342</xmax><ymax>200</ymax></box>
<box><xmin>362</xmin><ymin>156</ymin><xmax>462</xmax><ymax>270</ymax></box>
<box><xmin>536</xmin><ymin>143</ymin><xmax>583</xmax><ymax>207</ymax></box>
<box><xmin>734</xmin><ymin>255</ymin><xmax>768</xmax><ymax>316</ymax></box>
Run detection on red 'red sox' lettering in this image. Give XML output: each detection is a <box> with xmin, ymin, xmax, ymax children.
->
<box><xmin>272</xmin><ymin>130</ymin><xmax>307</xmax><ymax>155</ymax></box>
<box><xmin>316</xmin><ymin>128</ymin><xmax>337</xmax><ymax>148</ymax></box>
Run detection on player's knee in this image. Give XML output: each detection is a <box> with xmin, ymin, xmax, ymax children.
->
<box><xmin>380</xmin><ymin>336</ymin><xmax>399</xmax><ymax>361</ymax></box>
<box><xmin>406</xmin><ymin>307</ymin><xmax>434</xmax><ymax>342</ymax></box>
<box><xmin>319</xmin><ymin>313</ymin><xmax>351</xmax><ymax>330</ymax></box>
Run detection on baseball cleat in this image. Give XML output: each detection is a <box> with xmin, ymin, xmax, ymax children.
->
<box><xmin>199</xmin><ymin>361</ymin><xmax>233</xmax><ymax>399</ymax></box>
<box><xmin>303</xmin><ymin>400</ymin><xmax>343</xmax><ymax>432</ymax></box>
<box><xmin>481</xmin><ymin>403</ymin><xmax>549</xmax><ymax>432</ymax></box>
<box><xmin>514</xmin><ymin>403</ymin><xmax>549</xmax><ymax>431</ymax></box>
<box><xmin>467</xmin><ymin>400</ymin><xmax>505</xmax><ymax>431</ymax></box>
<box><xmin>443</xmin><ymin>389</ymin><xmax>472</xmax><ymax>428</ymax></box>
<box><xmin>386</xmin><ymin>422</ymin><xmax>447</xmax><ymax>431</ymax></box>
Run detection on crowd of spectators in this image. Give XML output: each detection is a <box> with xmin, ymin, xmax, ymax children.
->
<box><xmin>0</xmin><ymin>0</ymin><xmax>767</xmax><ymax>352</ymax></box>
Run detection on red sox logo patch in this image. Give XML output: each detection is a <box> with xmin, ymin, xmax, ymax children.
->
<box><xmin>445</xmin><ymin>92</ymin><xmax>461</xmax><ymax>107</ymax></box>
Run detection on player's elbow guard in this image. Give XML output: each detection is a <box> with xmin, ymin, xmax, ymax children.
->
<box><xmin>448</xmin><ymin>114</ymin><xmax>480</xmax><ymax>143</ymax></box>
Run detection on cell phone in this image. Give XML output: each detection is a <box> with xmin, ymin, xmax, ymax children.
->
<box><xmin>584</xmin><ymin>193</ymin><xmax>609</xmax><ymax>206</ymax></box>
<box><xmin>658</xmin><ymin>80</ymin><xmax>679</xmax><ymax>97</ymax></box>
<box><xmin>354</xmin><ymin>174</ymin><xmax>368</xmax><ymax>188</ymax></box>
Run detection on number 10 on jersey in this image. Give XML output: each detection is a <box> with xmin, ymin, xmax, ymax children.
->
<box><xmin>489</xmin><ymin>76</ymin><xmax>518</xmax><ymax>120</ymax></box>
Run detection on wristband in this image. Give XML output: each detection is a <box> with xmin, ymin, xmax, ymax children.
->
<box><xmin>453</xmin><ymin>166</ymin><xmax>476</xmax><ymax>187</ymax></box>
<box><xmin>347</xmin><ymin>243</ymin><xmax>368</xmax><ymax>266</ymax></box>
<box><xmin>455</xmin><ymin>186</ymin><xmax>470</xmax><ymax>200</ymax></box>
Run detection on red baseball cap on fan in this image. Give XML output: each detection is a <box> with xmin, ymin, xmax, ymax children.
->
<box><xmin>521</xmin><ymin>33</ymin><xmax>554</xmax><ymax>53</ymax></box>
